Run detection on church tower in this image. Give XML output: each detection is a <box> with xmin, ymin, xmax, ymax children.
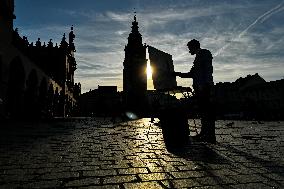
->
<box><xmin>123</xmin><ymin>15</ymin><xmax>147</xmax><ymax>114</ymax></box>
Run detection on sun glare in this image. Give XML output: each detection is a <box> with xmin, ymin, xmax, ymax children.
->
<box><xmin>146</xmin><ymin>61</ymin><xmax>153</xmax><ymax>79</ymax></box>
<box><xmin>146</xmin><ymin>48</ymin><xmax>155</xmax><ymax>90</ymax></box>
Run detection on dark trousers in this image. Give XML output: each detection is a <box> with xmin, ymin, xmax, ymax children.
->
<box><xmin>195</xmin><ymin>85</ymin><xmax>215</xmax><ymax>139</ymax></box>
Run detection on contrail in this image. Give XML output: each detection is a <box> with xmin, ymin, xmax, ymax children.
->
<box><xmin>213</xmin><ymin>1</ymin><xmax>284</xmax><ymax>57</ymax></box>
<box><xmin>260</xmin><ymin>6</ymin><xmax>284</xmax><ymax>23</ymax></box>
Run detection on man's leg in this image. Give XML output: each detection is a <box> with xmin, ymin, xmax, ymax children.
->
<box><xmin>193</xmin><ymin>90</ymin><xmax>206</xmax><ymax>138</ymax></box>
<box><xmin>202</xmin><ymin>90</ymin><xmax>216</xmax><ymax>143</ymax></box>
<box><xmin>197</xmin><ymin>86</ymin><xmax>216</xmax><ymax>143</ymax></box>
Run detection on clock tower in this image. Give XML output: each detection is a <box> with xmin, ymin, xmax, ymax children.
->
<box><xmin>123</xmin><ymin>15</ymin><xmax>147</xmax><ymax>115</ymax></box>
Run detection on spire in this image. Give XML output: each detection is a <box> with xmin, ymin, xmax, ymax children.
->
<box><xmin>48</xmin><ymin>39</ymin><xmax>53</xmax><ymax>47</ymax></box>
<box><xmin>127</xmin><ymin>11</ymin><xmax>142</xmax><ymax>46</ymax></box>
<box><xmin>60</xmin><ymin>33</ymin><xmax>68</xmax><ymax>48</ymax></box>
<box><xmin>35</xmin><ymin>38</ymin><xmax>41</xmax><ymax>47</ymax></box>
<box><xmin>62</xmin><ymin>33</ymin><xmax>66</xmax><ymax>42</ymax></box>
<box><xmin>131</xmin><ymin>13</ymin><xmax>139</xmax><ymax>34</ymax></box>
<box><xmin>69</xmin><ymin>25</ymin><xmax>76</xmax><ymax>51</ymax></box>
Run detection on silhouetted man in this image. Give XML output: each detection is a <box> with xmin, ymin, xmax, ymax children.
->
<box><xmin>174</xmin><ymin>39</ymin><xmax>216</xmax><ymax>143</ymax></box>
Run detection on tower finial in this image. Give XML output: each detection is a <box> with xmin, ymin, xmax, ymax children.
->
<box><xmin>48</xmin><ymin>39</ymin><xmax>53</xmax><ymax>47</ymax></box>
<box><xmin>134</xmin><ymin>8</ymin><xmax>137</xmax><ymax>22</ymax></box>
<box><xmin>69</xmin><ymin>25</ymin><xmax>76</xmax><ymax>51</ymax></box>
<box><xmin>130</xmin><ymin>8</ymin><xmax>140</xmax><ymax>34</ymax></box>
<box><xmin>60</xmin><ymin>33</ymin><xmax>68</xmax><ymax>48</ymax></box>
<box><xmin>62</xmin><ymin>33</ymin><xmax>66</xmax><ymax>41</ymax></box>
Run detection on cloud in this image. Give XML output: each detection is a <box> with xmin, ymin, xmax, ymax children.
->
<box><xmin>15</xmin><ymin>0</ymin><xmax>284</xmax><ymax>93</ymax></box>
<box><xmin>91</xmin><ymin>2</ymin><xmax>284</xmax><ymax>89</ymax></box>
<box><xmin>214</xmin><ymin>1</ymin><xmax>284</xmax><ymax>57</ymax></box>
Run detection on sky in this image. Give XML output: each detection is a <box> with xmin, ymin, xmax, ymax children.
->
<box><xmin>14</xmin><ymin>0</ymin><xmax>284</xmax><ymax>93</ymax></box>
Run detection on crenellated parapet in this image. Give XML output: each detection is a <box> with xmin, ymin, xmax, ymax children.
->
<box><xmin>12</xmin><ymin>27</ymin><xmax>77</xmax><ymax>86</ymax></box>
<box><xmin>12</xmin><ymin>27</ymin><xmax>76</xmax><ymax>56</ymax></box>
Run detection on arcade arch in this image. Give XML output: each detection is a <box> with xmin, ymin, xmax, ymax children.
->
<box><xmin>7</xmin><ymin>56</ymin><xmax>25</xmax><ymax>118</ymax></box>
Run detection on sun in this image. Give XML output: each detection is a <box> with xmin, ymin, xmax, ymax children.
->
<box><xmin>146</xmin><ymin>49</ymin><xmax>155</xmax><ymax>90</ymax></box>
<box><xmin>146</xmin><ymin>61</ymin><xmax>153</xmax><ymax>79</ymax></box>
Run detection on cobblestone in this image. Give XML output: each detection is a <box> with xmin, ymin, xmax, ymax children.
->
<box><xmin>0</xmin><ymin>118</ymin><xmax>283</xmax><ymax>188</ymax></box>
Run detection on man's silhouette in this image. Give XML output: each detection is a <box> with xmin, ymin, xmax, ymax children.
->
<box><xmin>174</xmin><ymin>39</ymin><xmax>216</xmax><ymax>143</ymax></box>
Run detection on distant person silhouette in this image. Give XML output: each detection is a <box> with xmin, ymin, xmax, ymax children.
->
<box><xmin>173</xmin><ymin>39</ymin><xmax>216</xmax><ymax>144</ymax></box>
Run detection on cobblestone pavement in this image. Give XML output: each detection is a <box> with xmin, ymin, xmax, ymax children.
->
<box><xmin>0</xmin><ymin>118</ymin><xmax>283</xmax><ymax>188</ymax></box>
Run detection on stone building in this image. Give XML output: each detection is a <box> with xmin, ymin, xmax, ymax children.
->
<box><xmin>123</xmin><ymin>15</ymin><xmax>147</xmax><ymax>115</ymax></box>
<box><xmin>214</xmin><ymin>73</ymin><xmax>284</xmax><ymax>120</ymax></box>
<box><xmin>0</xmin><ymin>0</ymin><xmax>81</xmax><ymax>119</ymax></box>
<box><xmin>79</xmin><ymin>86</ymin><xmax>121</xmax><ymax>117</ymax></box>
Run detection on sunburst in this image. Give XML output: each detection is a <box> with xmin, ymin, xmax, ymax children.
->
<box><xmin>146</xmin><ymin>61</ymin><xmax>153</xmax><ymax>79</ymax></box>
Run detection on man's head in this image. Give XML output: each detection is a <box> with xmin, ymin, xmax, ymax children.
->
<box><xmin>187</xmin><ymin>39</ymin><xmax>200</xmax><ymax>55</ymax></box>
